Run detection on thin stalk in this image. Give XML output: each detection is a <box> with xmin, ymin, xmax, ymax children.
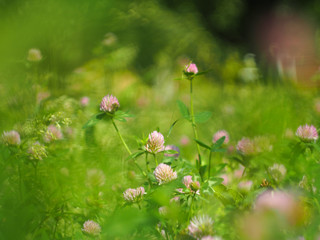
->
<box><xmin>189</xmin><ymin>79</ymin><xmax>202</xmax><ymax>172</ymax></box>
<box><xmin>208</xmin><ymin>151</ymin><xmax>212</xmax><ymax>179</ymax></box>
<box><xmin>145</xmin><ymin>153</ymin><xmax>150</xmax><ymax>172</ymax></box>
<box><xmin>112</xmin><ymin>118</ymin><xmax>132</xmax><ymax>155</ymax></box>
<box><xmin>111</xmin><ymin>118</ymin><xmax>146</xmax><ymax>177</ymax></box>
<box><xmin>153</xmin><ymin>154</ymin><xmax>158</xmax><ymax>166</ymax></box>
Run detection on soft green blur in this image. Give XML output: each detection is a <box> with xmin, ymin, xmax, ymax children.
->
<box><xmin>1</xmin><ymin>1</ymin><xmax>320</xmax><ymax>240</ymax></box>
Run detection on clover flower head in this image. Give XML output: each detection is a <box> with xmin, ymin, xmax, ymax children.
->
<box><xmin>82</xmin><ymin>220</ymin><xmax>101</xmax><ymax>236</ymax></box>
<box><xmin>159</xmin><ymin>206</ymin><xmax>168</xmax><ymax>216</ymax></box>
<box><xmin>80</xmin><ymin>96</ymin><xmax>90</xmax><ymax>107</ymax></box>
<box><xmin>236</xmin><ymin>137</ymin><xmax>256</xmax><ymax>156</ymax></box>
<box><xmin>123</xmin><ymin>186</ymin><xmax>145</xmax><ymax>203</ymax></box>
<box><xmin>185</xmin><ymin>63</ymin><xmax>198</xmax><ymax>74</ymax></box>
<box><xmin>43</xmin><ymin>124</ymin><xmax>63</xmax><ymax>143</ymax></box>
<box><xmin>188</xmin><ymin>215</ymin><xmax>214</xmax><ymax>239</ymax></box>
<box><xmin>145</xmin><ymin>131</ymin><xmax>165</xmax><ymax>153</ymax></box>
<box><xmin>254</xmin><ymin>190</ymin><xmax>301</xmax><ymax>224</ymax></box>
<box><xmin>213</xmin><ymin>130</ymin><xmax>230</xmax><ymax>144</ymax></box>
<box><xmin>183</xmin><ymin>175</ymin><xmax>193</xmax><ymax>188</ymax></box>
<box><xmin>296</xmin><ymin>124</ymin><xmax>318</xmax><ymax>142</ymax></box>
<box><xmin>2</xmin><ymin>130</ymin><xmax>21</xmax><ymax>145</ymax></box>
<box><xmin>100</xmin><ymin>94</ymin><xmax>120</xmax><ymax>113</ymax></box>
<box><xmin>238</xmin><ymin>181</ymin><xmax>253</xmax><ymax>191</ymax></box>
<box><xmin>164</xmin><ymin>145</ymin><xmax>180</xmax><ymax>158</ymax></box>
<box><xmin>202</xmin><ymin>236</ymin><xmax>222</xmax><ymax>240</ymax></box>
<box><xmin>28</xmin><ymin>142</ymin><xmax>47</xmax><ymax>161</ymax></box>
<box><xmin>27</xmin><ymin>48</ymin><xmax>42</xmax><ymax>62</ymax></box>
<box><xmin>154</xmin><ymin>163</ymin><xmax>177</xmax><ymax>185</ymax></box>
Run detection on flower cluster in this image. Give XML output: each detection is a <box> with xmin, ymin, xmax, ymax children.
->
<box><xmin>82</xmin><ymin>220</ymin><xmax>101</xmax><ymax>236</ymax></box>
<box><xmin>123</xmin><ymin>187</ymin><xmax>145</xmax><ymax>203</ymax></box>
<box><xmin>43</xmin><ymin>125</ymin><xmax>63</xmax><ymax>143</ymax></box>
<box><xmin>236</xmin><ymin>137</ymin><xmax>256</xmax><ymax>156</ymax></box>
<box><xmin>154</xmin><ymin>163</ymin><xmax>177</xmax><ymax>185</ymax></box>
<box><xmin>2</xmin><ymin>130</ymin><xmax>21</xmax><ymax>146</ymax></box>
<box><xmin>188</xmin><ymin>215</ymin><xmax>214</xmax><ymax>239</ymax></box>
<box><xmin>164</xmin><ymin>145</ymin><xmax>180</xmax><ymax>158</ymax></box>
<box><xmin>27</xmin><ymin>48</ymin><xmax>42</xmax><ymax>62</ymax></box>
<box><xmin>185</xmin><ymin>63</ymin><xmax>198</xmax><ymax>74</ymax></box>
<box><xmin>28</xmin><ymin>142</ymin><xmax>47</xmax><ymax>161</ymax></box>
<box><xmin>183</xmin><ymin>175</ymin><xmax>200</xmax><ymax>194</ymax></box>
<box><xmin>212</xmin><ymin>130</ymin><xmax>230</xmax><ymax>145</ymax></box>
<box><xmin>100</xmin><ymin>94</ymin><xmax>120</xmax><ymax>113</ymax></box>
<box><xmin>296</xmin><ymin>124</ymin><xmax>318</xmax><ymax>142</ymax></box>
<box><xmin>145</xmin><ymin>131</ymin><xmax>165</xmax><ymax>154</ymax></box>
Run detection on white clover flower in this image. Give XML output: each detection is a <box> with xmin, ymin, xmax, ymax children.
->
<box><xmin>145</xmin><ymin>131</ymin><xmax>165</xmax><ymax>154</ymax></box>
<box><xmin>123</xmin><ymin>186</ymin><xmax>145</xmax><ymax>203</ymax></box>
<box><xmin>82</xmin><ymin>220</ymin><xmax>101</xmax><ymax>236</ymax></box>
<box><xmin>2</xmin><ymin>130</ymin><xmax>21</xmax><ymax>146</ymax></box>
<box><xmin>100</xmin><ymin>94</ymin><xmax>120</xmax><ymax>113</ymax></box>
<box><xmin>154</xmin><ymin>163</ymin><xmax>177</xmax><ymax>185</ymax></box>
<box><xmin>188</xmin><ymin>215</ymin><xmax>214</xmax><ymax>239</ymax></box>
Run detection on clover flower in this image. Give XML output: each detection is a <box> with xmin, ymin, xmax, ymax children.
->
<box><xmin>202</xmin><ymin>236</ymin><xmax>222</xmax><ymax>240</ymax></box>
<box><xmin>296</xmin><ymin>124</ymin><xmax>318</xmax><ymax>142</ymax></box>
<box><xmin>123</xmin><ymin>187</ymin><xmax>145</xmax><ymax>203</ymax></box>
<box><xmin>27</xmin><ymin>48</ymin><xmax>42</xmax><ymax>62</ymax></box>
<box><xmin>43</xmin><ymin>124</ymin><xmax>63</xmax><ymax>143</ymax></box>
<box><xmin>183</xmin><ymin>175</ymin><xmax>200</xmax><ymax>194</ymax></box>
<box><xmin>269</xmin><ymin>163</ymin><xmax>286</xmax><ymax>182</ymax></box>
<box><xmin>145</xmin><ymin>131</ymin><xmax>165</xmax><ymax>154</ymax></box>
<box><xmin>212</xmin><ymin>130</ymin><xmax>230</xmax><ymax>144</ymax></box>
<box><xmin>159</xmin><ymin>206</ymin><xmax>168</xmax><ymax>216</ymax></box>
<box><xmin>80</xmin><ymin>96</ymin><xmax>90</xmax><ymax>107</ymax></box>
<box><xmin>2</xmin><ymin>130</ymin><xmax>21</xmax><ymax>146</ymax></box>
<box><xmin>100</xmin><ymin>94</ymin><xmax>120</xmax><ymax>113</ymax></box>
<box><xmin>154</xmin><ymin>163</ymin><xmax>177</xmax><ymax>185</ymax></box>
<box><xmin>254</xmin><ymin>190</ymin><xmax>304</xmax><ymax>225</ymax></box>
<box><xmin>236</xmin><ymin>137</ymin><xmax>256</xmax><ymax>156</ymax></box>
<box><xmin>28</xmin><ymin>142</ymin><xmax>47</xmax><ymax>161</ymax></box>
<box><xmin>238</xmin><ymin>181</ymin><xmax>253</xmax><ymax>191</ymax></box>
<box><xmin>164</xmin><ymin>145</ymin><xmax>180</xmax><ymax>158</ymax></box>
<box><xmin>82</xmin><ymin>220</ymin><xmax>101</xmax><ymax>236</ymax></box>
<box><xmin>188</xmin><ymin>215</ymin><xmax>214</xmax><ymax>239</ymax></box>
<box><xmin>185</xmin><ymin>63</ymin><xmax>198</xmax><ymax>74</ymax></box>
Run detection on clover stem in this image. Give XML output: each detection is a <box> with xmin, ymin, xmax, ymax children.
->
<box><xmin>190</xmin><ymin>79</ymin><xmax>202</xmax><ymax>175</ymax></box>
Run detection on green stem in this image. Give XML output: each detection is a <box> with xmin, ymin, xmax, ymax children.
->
<box><xmin>153</xmin><ymin>154</ymin><xmax>158</xmax><ymax>166</ymax></box>
<box><xmin>208</xmin><ymin>151</ymin><xmax>212</xmax><ymax>179</ymax></box>
<box><xmin>111</xmin><ymin>118</ymin><xmax>146</xmax><ymax>177</ymax></box>
<box><xmin>145</xmin><ymin>153</ymin><xmax>150</xmax><ymax>172</ymax></box>
<box><xmin>112</xmin><ymin>118</ymin><xmax>132</xmax><ymax>155</ymax></box>
<box><xmin>190</xmin><ymin>79</ymin><xmax>202</xmax><ymax>174</ymax></box>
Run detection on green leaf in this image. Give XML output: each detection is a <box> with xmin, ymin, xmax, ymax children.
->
<box><xmin>126</xmin><ymin>151</ymin><xmax>145</xmax><ymax>160</ymax></box>
<box><xmin>82</xmin><ymin>112</ymin><xmax>106</xmax><ymax>129</ymax></box>
<box><xmin>194</xmin><ymin>139</ymin><xmax>211</xmax><ymax>150</ymax></box>
<box><xmin>213</xmin><ymin>163</ymin><xmax>227</xmax><ymax>174</ymax></box>
<box><xmin>114</xmin><ymin>110</ymin><xmax>134</xmax><ymax>122</ymax></box>
<box><xmin>199</xmin><ymin>165</ymin><xmax>207</xmax><ymax>177</ymax></box>
<box><xmin>194</xmin><ymin>111</ymin><xmax>212</xmax><ymax>123</ymax></box>
<box><xmin>313</xmin><ymin>142</ymin><xmax>320</xmax><ymax>153</ymax></box>
<box><xmin>177</xmin><ymin>100</ymin><xmax>190</xmax><ymax>120</ymax></box>
<box><xmin>163</xmin><ymin>150</ymin><xmax>179</xmax><ymax>155</ymax></box>
<box><xmin>195</xmin><ymin>69</ymin><xmax>212</xmax><ymax>76</ymax></box>
<box><xmin>212</xmin><ymin>136</ymin><xmax>226</xmax><ymax>149</ymax></box>
<box><xmin>167</xmin><ymin>120</ymin><xmax>179</xmax><ymax>138</ymax></box>
<box><xmin>208</xmin><ymin>177</ymin><xmax>224</xmax><ymax>186</ymax></box>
